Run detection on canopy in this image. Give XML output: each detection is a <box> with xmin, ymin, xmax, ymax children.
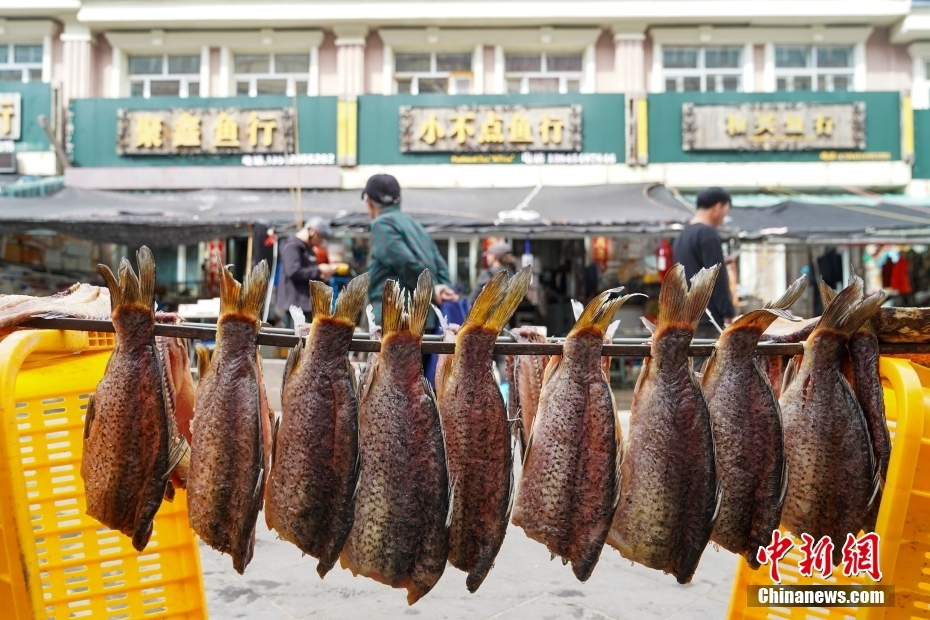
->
<box><xmin>0</xmin><ymin>184</ymin><xmax>692</xmax><ymax>246</ymax></box>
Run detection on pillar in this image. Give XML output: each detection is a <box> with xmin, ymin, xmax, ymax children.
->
<box><xmin>334</xmin><ymin>25</ymin><xmax>367</xmax><ymax>98</ymax></box>
<box><xmin>613</xmin><ymin>29</ymin><xmax>646</xmax><ymax>94</ymax></box>
<box><xmin>60</xmin><ymin>22</ymin><xmax>92</xmax><ymax>102</ymax></box>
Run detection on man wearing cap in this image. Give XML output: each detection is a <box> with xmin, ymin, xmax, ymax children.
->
<box><xmin>470</xmin><ymin>241</ymin><xmax>517</xmax><ymax>305</ymax></box>
<box><xmin>362</xmin><ymin>174</ymin><xmax>458</xmax><ymax>323</ymax></box>
<box><xmin>277</xmin><ymin>217</ymin><xmax>338</xmax><ymax>324</ymax></box>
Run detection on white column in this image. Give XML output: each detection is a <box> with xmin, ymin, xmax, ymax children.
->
<box><xmin>309</xmin><ymin>45</ymin><xmax>319</xmax><ymax>96</ymax></box>
<box><xmin>334</xmin><ymin>26</ymin><xmax>367</xmax><ymax>97</ymax></box>
<box><xmin>742</xmin><ymin>43</ymin><xmax>754</xmax><ymax>93</ymax></box>
<box><xmin>218</xmin><ymin>46</ymin><xmax>230</xmax><ymax>96</ymax></box>
<box><xmin>613</xmin><ymin>33</ymin><xmax>646</xmax><ymax>93</ymax></box>
<box><xmin>177</xmin><ymin>245</ymin><xmax>186</xmax><ymax>287</ymax></box>
<box><xmin>581</xmin><ymin>44</ymin><xmax>596</xmax><ymax>93</ymax></box>
<box><xmin>60</xmin><ymin>23</ymin><xmax>92</xmax><ymax>102</ymax></box>
<box><xmin>493</xmin><ymin>45</ymin><xmax>504</xmax><ymax>94</ymax></box>
<box><xmin>448</xmin><ymin>236</ymin><xmax>458</xmax><ymax>284</ymax></box>
<box><xmin>382</xmin><ymin>44</ymin><xmax>393</xmax><ymax>95</ymax></box>
<box><xmin>42</xmin><ymin>34</ymin><xmax>51</xmax><ymax>82</ymax></box>
<box><xmin>472</xmin><ymin>44</ymin><xmax>484</xmax><ymax>95</ymax></box>
<box><xmin>110</xmin><ymin>46</ymin><xmax>122</xmax><ymax>97</ymax></box>
<box><xmin>650</xmin><ymin>40</ymin><xmax>663</xmax><ymax>93</ymax></box>
<box><xmin>854</xmin><ymin>42</ymin><xmax>867</xmax><ymax>91</ymax></box>
<box><xmin>763</xmin><ymin>43</ymin><xmax>776</xmax><ymax>92</ymax></box>
<box><xmin>199</xmin><ymin>45</ymin><xmax>210</xmax><ymax>96</ymax></box>
<box><xmin>912</xmin><ymin>55</ymin><xmax>929</xmax><ymax>110</ymax></box>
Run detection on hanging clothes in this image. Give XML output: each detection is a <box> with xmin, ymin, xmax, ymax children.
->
<box><xmin>891</xmin><ymin>254</ymin><xmax>913</xmax><ymax>295</ymax></box>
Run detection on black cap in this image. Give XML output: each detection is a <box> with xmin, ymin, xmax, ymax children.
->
<box><xmin>362</xmin><ymin>174</ymin><xmax>401</xmax><ymax>206</ymax></box>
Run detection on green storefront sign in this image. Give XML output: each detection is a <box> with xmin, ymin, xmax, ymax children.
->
<box><xmin>649</xmin><ymin>91</ymin><xmax>901</xmax><ymax>163</ymax></box>
<box><xmin>0</xmin><ymin>82</ymin><xmax>51</xmax><ymax>153</ymax></box>
<box><xmin>912</xmin><ymin>110</ymin><xmax>930</xmax><ymax>179</ymax></box>
<box><xmin>357</xmin><ymin>93</ymin><xmax>625</xmax><ymax>165</ymax></box>
<box><xmin>69</xmin><ymin>95</ymin><xmax>337</xmax><ymax>167</ymax></box>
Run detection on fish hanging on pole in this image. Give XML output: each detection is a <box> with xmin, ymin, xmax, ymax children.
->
<box><xmin>265</xmin><ymin>274</ymin><xmax>369</xmax><ymax>578</ymax></box>
<box><xmin>700</xmin><ymin>275</ymin><xmax>807</xmax><ymax>568</ymax></box>
<box><xmin>436</xmin><ymin>266</ymin><xmax>531</xmax><ymax>592</ymax></box>
<box><xmin>607</xmin><ymin>263</ymin><xmax>720</xmax><ymax>584</ymax></box>
<box><xmin>81</xmin><ymin>247</ymin><xmax>188</xmax><ymax>552</ymax></box>
<box><xmin>340</xmin><ymin>271</ymin><xmax>451</xmax><ymax>605</ymax></box>
<box><xmin>506</xmin><ymin>326</ymin><xmax>549</xmax><ymax>459</ymax></box>
<box><xmin>187</xmin><ymin>262</ymin><xmax>274</xmax><ymax>574</ymax></box>
<box><xmin>513</xmin><ymin>287</ymin><xmax>637</xmax><ymax>582</ymax></box>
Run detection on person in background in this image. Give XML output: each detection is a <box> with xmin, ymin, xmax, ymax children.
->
<box><xmin>363</xmin><ymin>173</ymin><xmax>458</xmax><ymax>323</ymax></box>
<box><xmin>469</xmin><ymin>241</ymin><xmax>518</xmax><ymax>304</ymax></box>
<box><xmin>276</xmin><ymin>217</ymin><xmax>338</xmax><ymax>326</ymax></box>
<box><xmin>672</xmin><ymin>187</ymin><xmax>736</xmax><ymax>343</ymax></box>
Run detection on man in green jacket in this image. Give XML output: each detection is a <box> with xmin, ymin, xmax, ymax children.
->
<box><xmin>363</xmin><ymin>174</ymin><xmax>458</xmax><ymax>323</ymax></box>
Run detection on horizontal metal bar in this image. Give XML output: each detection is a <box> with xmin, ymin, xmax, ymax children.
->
<box><xmin>16</xmin><ymin>317</ymin><xmax>930</xmax><ymax>357</ymax></box>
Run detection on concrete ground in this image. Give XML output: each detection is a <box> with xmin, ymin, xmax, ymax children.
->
<box><xmin>198</xmin><ymin>359</ymin><xmax>738</xmax><ymax>620</ymax></box>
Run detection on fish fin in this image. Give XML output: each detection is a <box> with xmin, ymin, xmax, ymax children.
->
<box><xmin>166</xmin><ymin>436</ymin><xmax>190</xmax><ymax>479</ymax></box>
<box><xmin>309</xmin><ymin>280</ymin><xmax>334</xmax><ymax>320</ymax></box>
<box><xmin>522</xmin><ymin>415</ymin><xmax>535</xmax><ymax>466</ymax></box>
<box><xmin>365</xmin><ymin>304</ymin><xmax>378</xmax><ymax>333</ymax></box>
<box><xmin>431</xmin><ymin>304</ymin><xmax>448</xmax><ymax>332</ymax></box>
<box><xmin>361</xmin><ymin>353</ymin><xmax>379</xmax><ymax>404</ymax></box>
<box><xmin>818</xmin><ymin>276</ymin><xmax>887</xmax><ymax>336</ymax></box>
<box><xmin>446</xmin><ymin>476</ymin><xmax>456</xmax><ymax>529</ymax></box>
<box><xmin>97</xmin><ymin>246</ymin><xmax>156</xmax><ymax>312</ymax></box>
<box><xmin>751</xmin><ymin>358</ymin><xmax>789</xmax><ymax>508</ymax></box>
<box><xmin>220</xmin><ymin>261</ymin><xmax>270</xmax><ymax>321</ymax></box>
<box><xmin>346</xmin><ymin>358</ymin><xmax>358</xmax><ymax>396</ymax></box>
<box><xmin>289</xmin><ymin>305</ymin><xmax>308</xmax><ymax>336</ymax></box>
<box><xmin>570</xmin><ymin>289</ymin><xmax>641</xmax><ymax>337</ymax></box>
<box><xmin>819</xmin><ymin>279</ymin><xmax>838</xmax><ymax>307</ymax></box>
<box><xmin>195</xmin><ymin>344</ymin><xmax>212</xmax><ymax>380</ymax></box>
<box><xmin>727</xmin><ymin>308</ymin><xmax>798</xmax><ymax>333</ymax></box>
<box><xmin>334</xmin><ymin>273</ymin><xmax>371</xmax><ymax>324</ymax></box>
<box><xmin>704</xmin><ymin>309</ymin><xmax>724</xmax><ymax>335</ymax></box>
<box><xmin>96</xmin><ymin>264</ymin><xmax>121</xmax><ymax>309</ymax></box>
<box><xmin>710</xmin><ymin>475</ymin><xmax>724</xmax><ymax>527</ymax></box>
<box><xmin>700</xmin><ymin>349</ymin><xmax>718</xmax><ymax>384</ymax></box>
<box><xmin>270</xmin><ymin>415</ymin><xmax>281</xmax><ymax>468</ymax></box>
<box><xmin>541</xmin><ymin>354</ymin><xmax>561</xmax><ymax>387</ymax></box>
<box><xmin>781</xmin><ymin>355</ymin><xmax>800</xmax><ymax>394</ymax></box>
<box><xmin>410</xmin><ymin>271</ymin><xmax>434</xmax><ymax>337</ymax></box>
<box><xmin>282</xmin><ymin>344</ymin><xmax>301</xmax><ymax>395</ymax></box>
<box><xmin>83</xmin><ymin>394</ymin><xmax>96</xmax><ymax>441</ymax></box>
<box><xmin>463</xmin><ymin>266</ymin><xmax>531</xmax><ymax>333</ymax></box>
<box><xmin>763</xmin><ymin>274</ymin><xmax>809</xmax><ymax>311</ymax></box>
<box><xmin>605</xmin><ymin>319</ymin><xmax>621</xmax><ymax>341</ymax></box>
<box><xmin>640</xmin><ymin>316</ymin><xmax>656</xmax><ymax>335</ymax></box>
<box><xmin>570</xmin><ymin>299</ymin><xmax>584</xmax><ymax>322</ymax></box>
<box><xmin>656</xmin><ymin>264</ymin><xmax>720</xmax><ymax>333</ymax></box>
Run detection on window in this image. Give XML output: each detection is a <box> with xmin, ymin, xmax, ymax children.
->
<box><xmin>0</xmin><ymin>43</ymin><xmax>42</xmax><ymax>83</ymax></box>
<box><xmin>394</xmin><ymin>52</ymin><xmax>472</xmax><ymax>95</ymax></box>
<box><xmin>662</xmin><ymin>46</ymin><xmax>742</xmax><ymax>93</ymax></box>
<box><xmin>128</xmin><ymin>54</ymin><xmax>200</xmax><ymax>98</ymax></box>
<box><xmin>234</xmin><ymin>53</ymin><xmax>310</xmax><ymax>97</ymax></box>
<box><xmin>505</xmin><ymin>52</ymin><xmax>582</xmax><ymax>94</ymax></box>
<box><xmin>775</xmin><ymin>45</ymin><xmax>853</xmax><ymax>92</ymax></box>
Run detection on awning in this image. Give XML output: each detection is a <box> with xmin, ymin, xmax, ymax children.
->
<box><xmin>0</xmin><ymin>184</ymin><xmax>693</xmax><ymax>246</ymax></box>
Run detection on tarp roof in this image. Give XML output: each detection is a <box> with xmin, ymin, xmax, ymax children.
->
<box><xmin>0</xmin><ymin>184</ymin><xmax>693</xmax><ymax>246</ymax></box>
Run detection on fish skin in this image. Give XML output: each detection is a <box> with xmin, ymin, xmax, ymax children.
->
<box><xmin>608</xmin><ymin>264</ymin><xmax>720</xmax><ymax>584</ymax></box>
<box><xmin>756</xmin><ymin>317</ymin><xmax>818</xmax><ymax>399</ymax></box>
<box><xmin>513</xmin><ymin>287</ymin><xmax>636</xmax><ymax>582</ymax></box>
<box><xmin>432</xmin><ymin>306</ymin><xmax>460</xmax><ymax>403</ymax></box>
<box><xmin>507</xmin><ymin>326</ymin><xmax>549</xmax><ymax>457</ymax></box>
<box><xmin>872</xmin><ymin>307</ymin><xmax>930</xmax><ymax>343</ymax></box>
<box><xmin>265</xmin><ymin>274</ymin><xmax>369</xmax><ymax>578</ymax></box>
<box><xmin>818</xmin><ymin>281</ymin><xmax>889</xmax><ymax>532</ymax></box>
<box><xmin>341</xmin><ymin>271</ymin><xmax>450</xmax><ymax>605</ymax></box>
<box><xmin>358</xmin><ymin>305</ymin><xmax>382</xmax><ymax>405</ymax></box>
<box><xmin>0</xmin><ymin>283</ymin><xmax>111</xmax><ymax>337</ymax></box>
<box><xmin>437</xmin><ymin>267</ymin><xmax>531</xmax><ymax>592</ymax></box>
<box><xmin>187</xmin><ymin>262</ymin><xmax>272</xmax><ymax>575</ymax></box>
<box><xmin>780</xmin><ymin>277</ymin><xmax>886</xmax><ymax>564</ymax></box>
<box><xmin>700</xmin><ymin>276</ymin><xmax>806</xmax><ymax>569</ymax></box>
<box><xmin>81</xmin><ymin>247</ymin><xmax>177</xmax><ymax>552</ymax></box>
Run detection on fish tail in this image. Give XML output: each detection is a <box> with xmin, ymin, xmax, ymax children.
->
<box><xmin>764</xmin><ymin>274</ymin><xmax>808</xmax><ymax>311</ymax></box>
<box><xmin>570</xmin><ymin>287</ymin><xmax>639</xmax><ymax>336</ymax></box>
<box><xmin>333</xmin><ymin>273</ymin><xmax>370</xmax><ymax>324</ymax></box>
<box><xmin>730</xmin><ymin>275</ymin><xmax>809</xmax><ymax>332</ymax></box>
<box><xmin>195</xmin><ymin>344</ymin><xmax>212</xmax><ymax>379</ymax></box>
<box><xmin>409</xmin><ymin>270</ymin><xmax>433</xmax><ymax>337</ymax></box>
<box><xmin>97</xmin><ymin>245</ymin><xmax>156</xmax><ymax>312</ymax></box>
<box><xmin>465</xmin><ymin>266</ymin><xmax>532</xmax><ymax>333</ymax></box>
<box><xmin>819</xmin><ymin>276</ymin><xmax>887</xmax><ymax>336</ymax></box>
<box><xmin>819</xmin><ymin>279</ymin><xmax>838</xmax><ymax>306</ymax></box>
<box><xmin>656</xmin><ymin>264</ymin><xmax>720</xmax><ymax>332</ymax></box>
<box><xmin>381</xmin><ymin>280</ymin><xmax>405</xmax><ymax>335</ymax></box>
<box><xmin>220</xmin><ymin>261</ymin><xmax>270</xmax><ymax>321</ymax></box>
<box><xmin>310</xmin><ymin>281</ymin><xmax>334</xmax><ymax>319</ymax></box>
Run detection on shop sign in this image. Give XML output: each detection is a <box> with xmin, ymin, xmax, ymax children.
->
<box><xmin>116</xmin><ymin>107</ymin><xmax>295</xmax><ymax>156</ymax></box>
<box><xmin>682</xmin><ymin>102</ymin><xmax>865</xmax><ymax>152</ymax></box>
<box><xmin>0</xmin><ymin>93</ymin><xmax>21</xmax><ymax>141</ymax></box>
<box><xmin>400</xmin><ymin>104</ymin><xmax>582</xmax><ymax>153</ymax></box>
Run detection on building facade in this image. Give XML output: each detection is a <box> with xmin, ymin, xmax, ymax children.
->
<box><xmin>0</xmin><ymin>0</ymin><xmax>929</xmax><ymax>193</ymax></box>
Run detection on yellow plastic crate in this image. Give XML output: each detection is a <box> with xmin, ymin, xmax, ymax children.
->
<box><xmin>728</xmin><ymin>356</ymin><xmax>930</xmax><ymax>620</ymax></box>
<box><xmin>0</xmin><ymin>329</ymin><xmax>207</xmax><ymax>620</ymax></box>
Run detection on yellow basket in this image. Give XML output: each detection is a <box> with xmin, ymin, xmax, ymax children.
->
<box><xmin>0</xmin><ymin>329</ymin><xmax>207</xmax><ymax>620</ymax></box>
<box><xmin>727</xmin><ymin>357</ymin><xmax>930</xmax><ymax>619</ymax></box>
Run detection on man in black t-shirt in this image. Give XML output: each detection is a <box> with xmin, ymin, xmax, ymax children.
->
<box><xmin>672</xmin><ymin>187</ymin><xmax>736</xmax><ymax>341</ymax></box>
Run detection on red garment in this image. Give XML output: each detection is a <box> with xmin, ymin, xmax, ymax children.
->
<box><xmin>890</xmin><ymin>256</ymin><xmax>912</xmax><ymax>295</ymax></box>
<box><xmin>881</xmin><ymin>259</ymin><xmax>893</xmax><ymax>288</ymax></box>
<box><xmin>313</xmin><ymin>246</ymin><xmax>329</xmax><ymax>264</ymax></box>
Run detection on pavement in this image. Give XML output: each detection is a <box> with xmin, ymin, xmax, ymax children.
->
<box><xmin>198</xmin><ymin>359</ymin><xmax>739</xmax><ymax>620</ymax></box>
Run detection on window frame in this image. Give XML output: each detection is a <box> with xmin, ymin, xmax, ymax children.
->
<box><xmin>128</xmin><ymin>53</ymin><xmax>201</xmax><ymax>99</ymax></box>
<box><xmin>661</xmin><ymin>46</ymin><xmax>744</xmax><ymax>93</ymax></box>
<box><xmin>0</xmin><ymin>42</ymin><xmax>43</xmax><ymax>84</ymax></box>
<box><xmin>233</xmin><ymin>52</ymin><xmax>312</xmax><ymax>97</ymax></box>
<box><xmin>503</xmin><ymin>51</ymin><xmax>583</xmax><ymax>95</ymax></box>
<box><xmin>774</xmin><ymin>45</ymin><xmax>855</xmax><ymax>93</ymax></box>
<box><xmin>393</xmin><ymin>51</ymin><xmax>474</xmax><ymax>95</ymax></box>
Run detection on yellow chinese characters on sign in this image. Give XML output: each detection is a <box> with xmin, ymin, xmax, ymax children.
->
<box><xmin>215</xmin><ymin>112</ymin><xmax>240</xmax><ymax>147</ymax></box>
<box><xmin>134</xmin><ymin>114</ymin><xmax>164</xmax><ymax>148</ymax></box>
<box><xmin>478</xmin><ymin>111</ymin><xmax>504</xmax><ymax>144</ymax></box>
<box><xmin>754</xmin><ymin>114</ymin><xmax>776</xmax><ymax>136</ymax></box>
<box><xmin>815</xmin><ymin>114</ymin><xmax>834</xmax><ymax>137</ymax></box>
<box><xmin>247</xmin><ymin>111</ymin><xmax>277</xmax><ymax>147</ymax></box>
<box><xmin>725</xmin><ymin>114</ymin><xmax>747</xmax><ymax>136</ymax></box>
<box><xmin>418</xmin><ymin>113</ymin><xmax>445</xmax><ymax>145</ymax></box>
<box><xmin>540</xmin><ymin>114</ymin><xmax>563</xmax><ymax>144</ymax></box>
<box><xmin>784</xmin><ymin>114</ymin><xmax>804</xmax><ymax>135</ymax></box>
<box><xmin>449</xmin><ymin>113</ymin><xmax>475</xmax><ymax>144</ymax></box>
<box><xmin>508</xmin><ymin>113</ymin><xmax>533</xmax><ymax>143</ymax></box>
<box><xmin>173</xmin><ymin>112</ymin><xmax>201</xmax><ymax>147</ymax></box>
<box><xmin>0</xmin><ymin>102</ymin><xmax>15</xmax><ymax>136</ymax></box>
